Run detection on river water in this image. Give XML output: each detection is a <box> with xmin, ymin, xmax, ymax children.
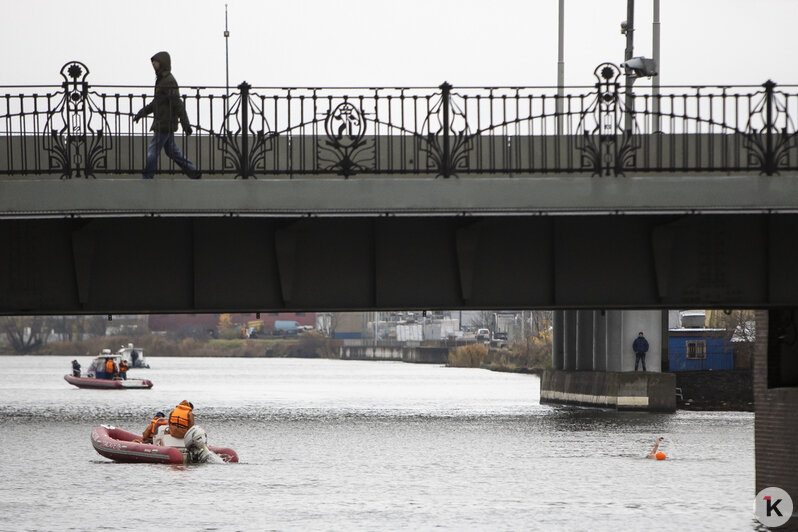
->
<box><xmin>0</xmin><ymin>356</ymin><xmax>757</xmax><ymax>531</ymax></box>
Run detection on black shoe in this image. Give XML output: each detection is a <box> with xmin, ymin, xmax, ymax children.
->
<box><xmin>189</xmin><ymin>172</ymin><xmax>202</xmax><ymax>180</ymax></box>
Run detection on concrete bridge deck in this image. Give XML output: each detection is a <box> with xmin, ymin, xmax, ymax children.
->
<box><xmin>2</xmin><ymin>173</ymin><xmax>798</xmax><ymax>218</ymax></box>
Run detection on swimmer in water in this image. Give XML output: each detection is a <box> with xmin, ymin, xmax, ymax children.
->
<box><xmin>646</xmin><ymin>437</ymin><xmax>665</xmax><ymax>459</ymax></box>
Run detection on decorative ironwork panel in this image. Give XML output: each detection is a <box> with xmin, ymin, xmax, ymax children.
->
<box><xmin>420</xmin><ymin>83</ymin><xmax>473</xmax><ymax>177</ymax></box>
<box><xmin>575</xmin><ymin>63</ymin><xmax>640</xmax><ymax>176</ymax></box>
<box><xmin>318</xmin><ymin>101</ymin><xmax>374</xmax><ymax>177</ymax></box>
<box><xmin>215</xmin><ymin>82</ymin><xmax>276</xmax><ymax>179</ymax></box>
<box><xmin>744</xmin><ymin>81</ymin><xmax>798</xmax><ymax>175</ymax></box>
<box><xmin>42</xmin><ymin>61</ymin><xmax>112</xmax><ymax>178</ymax></box>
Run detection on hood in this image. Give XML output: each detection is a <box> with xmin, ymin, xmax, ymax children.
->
<box><xmin>151</xmin><ymin>51</ymin><xmax>172</xmax><ymax>74</ymax></box>
<box><xmin>179</xmin><ymin>399</ymin><xmax>193</xmax><ymax>410</ymax></box>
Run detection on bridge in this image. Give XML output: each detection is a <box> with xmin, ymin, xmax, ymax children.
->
<box><xmin>2</xmin><ymin>61</ymin><xmax>797</xmax><ymax>512</ymax></box>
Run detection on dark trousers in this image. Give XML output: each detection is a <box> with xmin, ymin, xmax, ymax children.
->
<box><xmin>635</xmin><ymin>352</ymin><xmax>647</xmax><ymax>371</ymax></box>
<box><xmin>143</xmin><ymin>131</ymin><xmax>200</xmax><ymax>179</ymax></box>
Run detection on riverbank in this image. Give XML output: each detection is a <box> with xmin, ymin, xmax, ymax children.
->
<box><xmin>6</xmin><ymin>333</ymin><xmax>342</xmax><ymax>359</ymax></box>
<box><xmin>674</xmin><ymin>370</ymin><xmax>754</xmax><ymax>412</ymax></box>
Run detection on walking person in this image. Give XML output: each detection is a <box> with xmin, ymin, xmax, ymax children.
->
<box><xmin>633</xmin><ymin>331</ymin><xmax>649</xmax><ymax>371</ymax></box>
<box><xmin>134</xmin><ymin>51</ymin><xmax>201</xmax><ymax>180</ymax></box>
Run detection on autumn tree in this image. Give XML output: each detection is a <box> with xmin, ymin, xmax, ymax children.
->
<box><xmin>218</xmin><ymin>313</ymin><xmax>233</xmax><ymax>329</ymax></box>
<box><xmin>468</xmin><ymin>311</ymin><xmax>495</xmax><ymax>330</ymax></box>
<box><xmin>0</xmin><ymin>316</ymin><xmax>51</xmax><ymax>354</ymax></box>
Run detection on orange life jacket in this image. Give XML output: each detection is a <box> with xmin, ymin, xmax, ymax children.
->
<box><xmin>119</xmin><ymin>361</ymin><xmax>128</xmax><ymax>373</ymax></box>
<box><xmin>169</xmin><ymin>403</ymin><xmax>194</xmax><ymax>437</ymax></box>
<box><xmin>143</xmin><ymin>417</ymin><xmax>168</xmax><ymax>443</ymax></box>
<box><xmin>105</xmin><ymin>359</ymin><xmax>115</xmax><ymax>374</ymax></box>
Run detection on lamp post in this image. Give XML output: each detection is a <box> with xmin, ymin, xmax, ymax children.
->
<box><xmin>224</xmin><ymin>4</ymin><xmax>230</xmax><ymax>124</ymax></box>
<box><xmin>623</xmin><ymin>0</ymin><xmax>635</xmax><ymax>132</ymax></box>
<box><xmin>652</xmin><ymin>0</ymin><xmax>661</xmax><ymax>132</ymax></box>
<box><xmin>557</xmin><ymin>0</ymin><xmax>565</xmax><ymax>135</ymax></box>
<box><xmin>621</xmin><ymin>0</ymin><xmax>658</xmax><ymax>133</ymax></box>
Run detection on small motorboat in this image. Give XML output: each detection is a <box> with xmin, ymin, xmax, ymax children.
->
<box><xmin>64</xmin><ymin>374</ymin><xmax>153</xmax><ymax>389</ymax></box>
<box><xmin>117</xmin><ymin>343</ymin><xmax>150</xmax><ymax>369</ymax></box>
<box><xmin>91</xmin><ymin>425</ymin><xmax>238</xmax><ymax>464</ymax></box>
<box><xmin>65</xmin><ymin>351</ymin><xmax>153</xmax><ymax>389</ymax></box>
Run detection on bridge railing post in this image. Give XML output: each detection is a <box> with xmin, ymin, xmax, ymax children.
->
<box><xmin>440</xmin><ymin>81</ymin><xmax>452</xmax><ymax>178</ymax></box>
<box><xmin>764</xmin><ymin>79</ymin><xmax>776</xmax><ymax>176</ymax></box>
<box><xmin>238</xmin><ymin>81</ymin><xmax>251</xmax><ymax>179</ymax></box>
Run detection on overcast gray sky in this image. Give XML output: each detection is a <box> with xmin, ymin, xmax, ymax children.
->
<box><xmin>2</xmin><ymin>0</ymin><xmax>795</xmax><ymax>88</ymax></box>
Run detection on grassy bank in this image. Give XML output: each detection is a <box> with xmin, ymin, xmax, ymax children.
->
<box><xmin>9</xmin><ymin>332</ymin><xmax>342</xmax><ymax>359</ymax></box>
<box><xmin>448</xmin><ymin>343</ymin><xmax>550</xmax><ymax>373</ymax></box>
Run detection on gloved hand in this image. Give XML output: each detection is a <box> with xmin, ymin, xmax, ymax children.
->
<box><xmin>133</xmin><ymin>110</ymin><xmax>145</xmax><ymax>123</ymax></box>
<box><xmin>183</xmin><ymin>124</ymin><xmax>193</xmax><ymax>136</ymax></box>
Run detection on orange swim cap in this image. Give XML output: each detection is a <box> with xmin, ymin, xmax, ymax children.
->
<box><xmin>655</xmin><ymin>451</ymin><xmax>666</xmax><ymax>460</ymax></box>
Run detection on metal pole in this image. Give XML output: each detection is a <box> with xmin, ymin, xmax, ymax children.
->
<box><xmin>624</xmin><ymin>0</ymin><xmax>635</xmax><ymax>133</ymax></box>
<box><xmin>224</xmin><ymin>5</ymin><xmax>230</xmax><ymax>122</ymax></box>
<box><xmin>440</xmin><ymin>81</ymin><xmax>452</xmax><ymax>177</ymax></box>
<box><xmin>652</xmin><ymin>0</ymin><xmax>660</xmax><ymax>132</ymax></box>
<box><xmin>557</xmin><ymin>0</ymin><xmax>565</xmax><ymax>135</ymax></box>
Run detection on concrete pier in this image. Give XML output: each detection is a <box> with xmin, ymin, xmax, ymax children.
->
<box><xmin>540</xmin><ymin>370</ymin><xmax>676</xmax><ymax>412</ymax></box>
<box><xmin>541</xmin><ymin>309</ymin><xmax>672</xmax><ymax>411</ymax></box>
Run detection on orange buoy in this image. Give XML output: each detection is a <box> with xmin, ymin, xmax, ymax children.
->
<box><xmin>655</xmin><ymin>451</ymin><xmax>667</xmax><ymax>460</ymax></box>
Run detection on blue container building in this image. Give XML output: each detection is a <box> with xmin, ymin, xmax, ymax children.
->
<box><xmin>668</xmin><ymin>328</ymin><xmax>734</xmax><ymax>371</ymax></box>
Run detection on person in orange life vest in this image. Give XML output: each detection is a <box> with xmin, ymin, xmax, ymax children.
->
<box><xmin>135</xmin><ymin>412</ymin><xmax>168</xmax><ymax>443</ymax></box>
<box><xmin>168</xmin><ymin>400</ymin><xmax>195</xmax><ymax>439</ymax></box>
<box><xmin>119</xmin><ymin>360</ymin><xmax>129</xmax><ymax>380</ymax></box>
<box><xmin>105</xmin><ymin>358</ymin><xmax>119</xmax><ymax>379</ymax></box>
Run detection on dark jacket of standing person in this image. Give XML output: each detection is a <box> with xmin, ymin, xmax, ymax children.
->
<box><xmin>633</xmin><ymin>335</ymin><xmax>649</xmax><ymax>355</ymax></box>
<box><xmin>135</xmin><ymin>51</ymin><xmax>191</xmax><ymax>134</ymax></box>
<box><xmin>71</xmin><ymin>360</ymin><xmax>81</xmax><ymax>377</ymax></box>
<box><xmin>168</xmin><ymin>400</ymin><xmax>195</xmax><ymax>439</ymax></box>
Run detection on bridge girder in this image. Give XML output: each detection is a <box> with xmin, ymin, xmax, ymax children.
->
<box><xmin>0</xmin><ymin>213</ymin><xmax>793</xmax><ymax>315</ymax></box>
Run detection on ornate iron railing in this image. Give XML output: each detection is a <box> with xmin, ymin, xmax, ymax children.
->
<box><xmin>1</xmin><ymin>60</ymin><xmax>797</xmax><ymax>178</ymax></box>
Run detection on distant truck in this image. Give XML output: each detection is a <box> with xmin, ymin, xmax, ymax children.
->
<box><xmin>273</xmin><ymin>320</ymin><xmax>300</xmax><ymax>336</ymax></box>
<box><xmin>490</xmin><ymin>331</ymin><xmax>508</xmax><ymax>348</ymax></box>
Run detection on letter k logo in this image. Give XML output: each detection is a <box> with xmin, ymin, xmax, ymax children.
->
<box><xmin>764</xmin><ymin>496</ymin><xmax>783</xmax><ymax>517</ymax></box>
<box><xmin>756</xmin><ymin>488</ymin><xmax>792</xmax><ymax>527</ymax></box>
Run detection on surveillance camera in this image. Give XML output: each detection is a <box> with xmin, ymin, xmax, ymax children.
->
<box><xmin>621</xmin><ymin>56</ymin><xmax>658</xmax><ymax>78</ymax></box>
<box><xmin>620</xmin><ymin>20</ymin><xmax>628</xmax><ymax>34</ymax></box>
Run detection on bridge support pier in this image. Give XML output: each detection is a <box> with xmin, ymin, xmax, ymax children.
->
<box><xmin>542</xmin><ymin>309</ymin><xmax>671</xmax><ymax>411</ymax></box>
<box><xmin>755</xmin><ymin>310</ymin><xmax>798</xmax><ymax>526</ymax></box>
<box><xmin>552</xmin><ymin>310</ymin><xmax>564</xmax><ymax>370</ymax></box>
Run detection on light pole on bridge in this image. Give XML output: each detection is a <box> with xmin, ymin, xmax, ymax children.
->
<box><xmin>224</xmin><ymin>4</ymin><xmax>230</xmax><ymax>126</ymax></box>
<box><xmin>620</xmin><ymin>0</ymin><xmax>658</xmax><ymax>133</ymax></box>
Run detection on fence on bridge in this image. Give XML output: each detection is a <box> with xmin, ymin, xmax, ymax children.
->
<box><xmin>2</xmin><ymin>61</ymin><xmax>797</xmax><ymax>178</ymax></box>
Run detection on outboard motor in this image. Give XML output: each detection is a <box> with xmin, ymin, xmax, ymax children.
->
<box><xmin>184</xmin><ymin>425</ymin><xmax>224</xmax><ymax>464</ymax></box>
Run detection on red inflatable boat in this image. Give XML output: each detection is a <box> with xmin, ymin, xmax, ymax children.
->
<box><xmin>91</xmin><ymin>425</ymin><xmax>238</xmax><ymax>464</ymax></box>
<box><xmin>65</xmin><ymin>375</ymin><xmax>153</xmax><ymax>389</ymax></box>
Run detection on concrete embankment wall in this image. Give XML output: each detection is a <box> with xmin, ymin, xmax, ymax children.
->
<box><xmin>675</xmin><ymin>370</ymin><xmax>753</xmax><ymax>410</ymax></box>
<box><xmin>540</xmin><ymin>370</ymin><xmax>676</xmax><ymax>412</ymax></box>
<box><xmin>340</xmin><ymin>346</ymin><xmax>449</xmax><ymax>364</ymax></box>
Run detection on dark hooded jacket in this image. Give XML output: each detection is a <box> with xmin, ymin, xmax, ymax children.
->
<box><xmin>633</xmin><ymin>336</ymin><xmax>649</xmax><ymax>354</ymax></box>
<box><xmin>137</xmin><ymin>51</ymin><xmax>191</xmax><ymax>133</ymax></box>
